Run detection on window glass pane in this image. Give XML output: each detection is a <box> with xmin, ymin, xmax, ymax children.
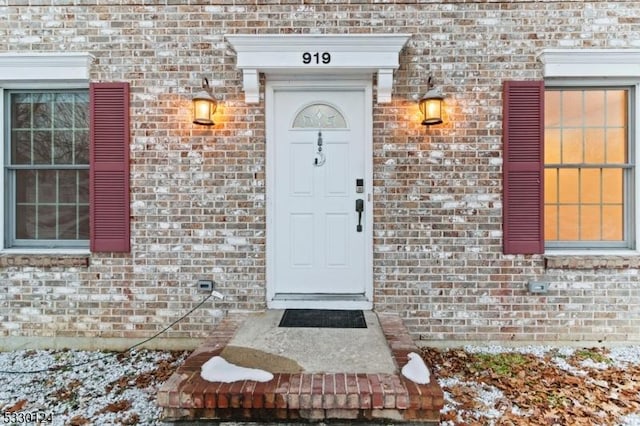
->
<box><xmin>602</xmin><ymin>205</ymin><xmax>623</xmax><ymax>241</ymax></box>
<box><xmin>58</xmin><ymin>170</ymin><xmax>77</xmax><ymax>204</ymax></box>
<box><xmin>78</xmin><ymin>170</ymin><xmax>89</xmax><ymax>204</ymax></box>
<box><xmin>602</xmin><ymin>169</ymin><xmax>623</xmax><ymax>204</ymax></box>
<box><xmin>74</xmin><ymin>97</ymin><xmax>89</xmax><ymax>128</ymax></box>
<box><xmin>11</xmin><ymin>130</ymin><xmax>31</xmax><ymax>164</ymax></box>
<box><xmin>58</xmin><ymin>206</ymin><xmax>78</xmax><ymax>239</ymax></box>
<box><xmin>293</xmin><ymin>103</ymin><xmax>347</xmax><ymax>128</ymax></box>
<box><xmin>544</xmin><ymin>168</ymin><xmax>558</xmax><ymax>204</ymax></box>
<box><xmin>11</xmin><ymin>93</ymin><xmax>32</xmax><ymax>128</ymax></box>
<box><xmin>558</xmin><ymin>169</ymin><xmax>579</xmax><ymax>204</ymax></box>
<box><xmin>561</xmin><ymin>90</ymin><xmax>583</xmax><ymax>127</ymax></box>
<box><xmin>584</xmin><ymin>129</ymin><xmax>605</xmax><ymax>163</ymax></box>
<box><xmin>16</xmin><ymin>205</ymin><xmax>36</xmax><ymax>239</ymax></box>
<box><xmin>37</xmin><ymin>206</ymin><xmax>56</xmax><ymax>239</ymax></box>
<box><xmin>16</xmin><ymin>170</ymin><xmax>37</xmax><ymax>204</ymax></box>
<box><xmin>53</xmin><ymin>94</ymin><xmax>75</xmax><ymax>128</ymax></box>
<box><xmin>78</xmin><ymin>206</ymin><xmax>89</xmax><ymax>240</ymax></box>
<box><xmin>580</xmin><ymin>205</ymin><xmax>601</xmax><ymax>240</ymax></box>
<box><xmin>558</xmin><ymin>205</ymin><xmax>579</xmax><ymax>240</ymax></box>
<box><xmin>561</xmin><ymin>128</ymin><xmax>583</xmax><ymax>163</ymax></box>
<box><xmin>580</xmin><ymin>169</ymin><xmax>601</xmax><ymax>204</ymax></box>
<box><xmin>606</xmin><ymin>90</ymin><xmax>626</xmax><ymax>127</ymax></box>
<box><xmin>75</xmin><ymin>131</ymin><xmax>89</xmax><ymax>164</ymax></box>
<box><xmin>606</xmin><ymin>128</ymin><xmax>626</xmax><ymax>163</ymax></box>
<box><xmin>545</xmin><ymin>91</ymin><xmax>561</xmax><ymax>128</ymax></box>
<box><xmin>584</xmin><ymin>91</ymin><xmax>605</xmax><ymax>127</ymax></box>
<box><xmin>545</xmin><ymin>129</ymin><xmax>561</xmax><ymax>163</ymax></box>
<box><xmin>53</xmin><ymin>130</ymin><xmax>74</xmax><ymax>164</ymax></box>
<box><xmin>32</xmin><ymin>94</ymin><xmax>52</xmax><ymax>128</ymax></box>
<box><xmin>33</xmin><ymin>131</ymin><xmax>52</xmax><ymax>164</ymax></box>
<box><xmin>38</xmin><ymin>170</ymin><xmax>57</xmax><ymax>204</ymax></box>
<box><xmin>544</xmin><ymin>205</ymin><xmax>558</xmax><ymax>240</ymax></box>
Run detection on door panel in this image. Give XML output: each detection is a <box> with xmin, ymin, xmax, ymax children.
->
<box><xmin>273</xmin><ymin>90</ymin><xmax>366</xmax><ymax>295</ymax></box>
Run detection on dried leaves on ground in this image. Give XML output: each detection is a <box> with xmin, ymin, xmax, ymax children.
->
<box><xmin>423</xmin><ymin>346</ymin><xmax>640</xmax><ymax>426</ymax></box>
<box><xmin>0</xmin><ymin>349</ymin><xmax>189</xmax><ymax>425</ymax></box>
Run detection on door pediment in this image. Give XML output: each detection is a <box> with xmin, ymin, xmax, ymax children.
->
<box><xmin>226</xmin><ymin>34</ymin><xmax>410</xmax><ymax>104</ymax></box>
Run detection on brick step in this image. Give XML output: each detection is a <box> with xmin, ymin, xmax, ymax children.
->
<box><xmin>158</xmin><ymin>313</ymin><xmax>443</xmax><ymax>423</ymax></box>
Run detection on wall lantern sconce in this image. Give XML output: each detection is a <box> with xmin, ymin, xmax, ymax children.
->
<box><xmin>419</xmin><ymin>76</ymin><xmax>444</xmax><ymax>126</ymax></box>
<box><xmin>193</xmin><ymin>77</ymin><xmax>217</xmax><ymax>125</ymax></box>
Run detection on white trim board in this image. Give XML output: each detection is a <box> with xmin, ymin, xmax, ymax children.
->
<box><xmin>540</xmin><ymin>49</ymin><xmax>640</xmax><ymax>78</ymax></box>
<box><xmin>226</xmin><ymin>34</ymin><xmax>410</xmax><ymax>103</ymax></box>
<box><xmin>0</xmin><ymin>52</ymin><xmax>94</xmax><ymax>82</ymax></box>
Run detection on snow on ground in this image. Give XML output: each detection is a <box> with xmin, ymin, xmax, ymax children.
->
<box><xmin>400</xmin><ymin>351</ymin><xmax>430</xmax><ymax>384</ymax></box>
<box><xmin>0</xmin><ymin>348</ymin><xmax>188</xmax><ymax>426</ymax></box>
<box><xmin>201</xmin><ymin>356</ymin><xmax>273</xmax><ymax>383</ymax></box>
<box><xmin>0</xmin><ymin>344</ymin><xmax>639</xmax><ymax>425</ymax></box>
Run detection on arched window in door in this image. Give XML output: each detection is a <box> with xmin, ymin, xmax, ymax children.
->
<box><xmin>292</xmin><ymin>103</ymin><xmax>347</xmax><ymax>129</ymax></box>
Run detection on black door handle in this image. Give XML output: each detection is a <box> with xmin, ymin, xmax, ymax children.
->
<box><xmin>355</xmin><ymin>199</ymin><xmax>364</xmax><ymax>232</ymax></box>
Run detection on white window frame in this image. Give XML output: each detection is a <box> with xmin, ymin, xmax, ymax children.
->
<box><xmin>0</xmin><ymin>53</ymin><xmax>93</xmax><ymax>254</ymax></box>
<box><xmin>540</xmin><ymin>49</ymin><xmax>640</xmax><ymax>255</ymax></box>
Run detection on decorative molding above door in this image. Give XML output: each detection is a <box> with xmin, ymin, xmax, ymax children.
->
<box><xmin>226</xmin><ymin>34</ymin><xmax>410</xmax><ymax>104</ymax></box>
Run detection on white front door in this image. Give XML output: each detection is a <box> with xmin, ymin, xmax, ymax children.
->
<box><xmin>266</xmin><ymin>83</ymin><xmax>372</xmax><ymax>309</ymax></box>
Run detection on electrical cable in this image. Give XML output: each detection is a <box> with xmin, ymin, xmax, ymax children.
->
<box><xmin>0</xmin><ymin>293</ymin><xmax>212</xmax><ymax>375</ymax></box>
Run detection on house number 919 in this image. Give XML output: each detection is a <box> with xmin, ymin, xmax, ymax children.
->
<box><xmin>302</xmin><ymin>52</ymin><xmax>331</xmax><ymax>64</ymax></box>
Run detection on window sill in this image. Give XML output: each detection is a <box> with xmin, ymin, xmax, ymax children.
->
<box><xmin>544</xmin><ymin>250</ymin><xmax>640</xmax><ymax>269</ymax></box>
<box><xmin>0</xmin><ymin>249</ymin><xmax>90</xmax><ymax>268</ymax></box>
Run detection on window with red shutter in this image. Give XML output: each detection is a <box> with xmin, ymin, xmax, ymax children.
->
<box><xmin>90</xmin><ymin>82</ymin><xmax>130</xmax><ymax>253</ymax></box>
<box><xmin>502</xmin><ymin>81</ymin><xmax>544</xmax><ymax>254</ymax></box>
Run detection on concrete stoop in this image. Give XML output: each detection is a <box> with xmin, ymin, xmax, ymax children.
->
<box><xmin>157</xmin><ymin>312</ymin><xmax>443</xmax><ymax>424</ymax></box>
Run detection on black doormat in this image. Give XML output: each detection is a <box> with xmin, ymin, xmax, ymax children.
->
<box><xmin>278</xmin><ymin>309</ymin><xmax>367</xmax><ymax>329</ymax></box>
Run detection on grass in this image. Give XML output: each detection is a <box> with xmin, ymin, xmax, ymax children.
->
<box><xmin>470</xmin><ymin>352</ymin><xmax>530</xmax><ymax>377</ymax></box>
<box><xmin>573</xmin><ymin>348</ymin><xmax>612</xmax><ymax>364</ymax></box>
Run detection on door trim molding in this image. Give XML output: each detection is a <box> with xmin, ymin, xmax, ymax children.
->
<box><xmin>265</xmin><ymin>78</ymin><xmax>374</xmax><ymax>310</ymax></box>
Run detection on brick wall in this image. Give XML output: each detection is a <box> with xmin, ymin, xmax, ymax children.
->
<box><xmin>1</xmin><ymin>1</ymin><xmax>639</xmax><ymax>346</ymax></box>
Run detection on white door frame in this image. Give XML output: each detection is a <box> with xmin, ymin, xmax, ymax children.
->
<box><xmin>265</xmin><ymin>76</ymin><xmax>374</xmax><ymax>310</ymax></box>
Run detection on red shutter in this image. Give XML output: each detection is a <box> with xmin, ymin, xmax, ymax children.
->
<box><xmin>503</xmin><ymin>81</ymin><xmax>544</xmax><ymax>254</ymax></box>
<box><xmin>90</xmin><ymin>82</ymin><xmax>130</xmax><ymax>253</ymax></box>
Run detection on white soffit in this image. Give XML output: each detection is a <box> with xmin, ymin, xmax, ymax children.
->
<box><xmin>0</xmin><ymin>52</ymin><xmax>94</xmax><ymax>82</ymax></box>
<box><xmin>540</xmin><ymin>49</ymin><xmax>640</xmax><ymax>77</ymax></box>
<box><xmin>226</xmin><ymin>34</ymin><xmax>411</xmax><ymax>103</ymax></box>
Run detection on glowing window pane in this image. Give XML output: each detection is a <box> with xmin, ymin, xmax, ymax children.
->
<box><xmin>606</xmin><ymin>90</ymin><xmax>626</xmax><ymax>127</ymax></box>
<box><xmin>562</xmin><ymin>128</ymin><xmax>583</xmax><ymax>163</ymax></box>
<box><xmin>545</xmin><ymin>129</ymin><xmax>561</xmax><ymax>163</ymax></box>
<box><xmin>545</xmin><ymin>205</ymin><xmax>558</xmax><ymax>241</ymax></box>
<box><xmin>558</xmin><ymin>205</ymin><xmax>579</xmax><ymax>240</ymax></box>
<box><xmin>580</xmin><ymin>169</ymin><xmax>601</xmax><ymax>204</ymax></box>
<box><xmin>584</xmin><ymin>91</ymin><xmax>605</xmax><ymax>127</ymax></box>
<box><xmin>602</xmin><ymin>205</ymin><xmax>623</xmax><ymax>241</ymax></box>
<box><xmin>562</xmin><ymin>91</ymin><xmax>583</xmax><ymax>127</ymax></box>
<box><xmin>545</xmin><ymin>91</ymin><xmax>561</xmax><ymax>128</ymax></box>
<box><xmin>580</xmin><ymin>205</ymin><xmax>601</xmax><ymax>240</ymax></box>
<box><xmin>544</xmin><ymin>169</ymin><xmax>558</xmax><ymax>204</ymax></box>
<box><xmin>606</xmin><ymin>128</ymin><xmax>626</xmax><ymax>163</ymax></box>
<box><xmin>602</xmin><ymin>169</ymin><xmax>623</xmax><ymax>204</ymax></box>
<box><xmin>584</xmin><ymin>129</ymin><xmax>605</xmax><ymax>163</ymax></box>
<box><xmin>558</xmin><ymin>169</ymin><xmax>579</xmax><ymax>204</ymax></box>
